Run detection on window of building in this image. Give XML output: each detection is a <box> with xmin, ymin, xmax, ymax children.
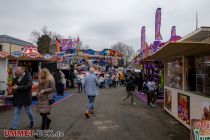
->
<box><xmin>195</xmin><ymin>56</ymin><xmax>210</xmax><ymax>96</ymax></box>
<box><xmin>166</xmin><ymin>58</ymin><xmax>183</xmax><ymax>90</ymax></box>
<box><xmin>0</xmin><ymin>44</ymin><xmax>2</xmax><ymax>51</ymax></box>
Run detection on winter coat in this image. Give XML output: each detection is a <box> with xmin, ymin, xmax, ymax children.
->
<box><xmin>36</xmin><ymin>80</ymin><xmax>55</xmax><ymax>114</ymax></box>
<box><xmin>125</xmin><ymin>75</ymin><xmax>136</xmax><ymax>91</ymax></box>
<box><xmin>12</xmin><ymin>72</ymin><xmax>32</xmax><ymax>107</ymax></box>
<box><xmin>83</xmin><ymin>73</ymin><xmax>99</xmax><ymax>96</ymax></box>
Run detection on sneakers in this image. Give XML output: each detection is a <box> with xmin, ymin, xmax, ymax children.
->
<box><xmin>29</xmin><ymin>121</ymin><xmax>35</xmax><ymax>129</ymax></box>
<box><xmin>131</xmin><ymin>102</ymin><xmax>136</xmax><ymax>105</ymax></box>
<box><xmin>149</xmin><ymin>103</ymin><xmax>155</xmax><ymax>108</ymax></box>
<box><xmin>121</xmin><ymin>97</ymin><xmax>126</xmax><ymax>102</ymax></box>
<box><xmin>85</xmin><ymin>111</ymin><xmax>90</xmax><ymax>118</ymax></box>
<box><xmin>89</xmin><ymin>110</ymin><xmax>94</xmax><ymax>114</ymax></box>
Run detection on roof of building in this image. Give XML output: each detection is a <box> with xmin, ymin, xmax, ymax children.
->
<box><xmin>0</xmin><ymin>35</ymin><xmax>33</xmax><ymax>46</ymax></box>
<box><xmin>179</xmin><ymin>26</ymin><xmax>210</xmax><ymax>42</ymax></box>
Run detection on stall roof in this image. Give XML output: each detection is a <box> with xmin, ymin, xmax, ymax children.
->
<box><xmin>7</xmin><ymin>56</ymin><xmax>50</xmax><ymax>61</ymax></box>
<box><xmin>0</xmin><ymin>35</ymin><xmax>33</xmax><ymax>46</ymax></box>
<box><xmin>146</xmin><ymin>42</ymin><xmax>210</xmax><ymax>61</ymax></box>
<box><xmin>179</xmin><ymin>26</ymin><xmax>210</xmax><ymax>42</ymax></box>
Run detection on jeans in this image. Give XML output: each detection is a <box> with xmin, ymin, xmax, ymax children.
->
<box><xmin>12</xmin><ymin>105</ymin><xmax>34</xmax><ymax>129</ymax></box>
<box><xmin>87</xmin><ymin>96</ymin><xmax>96</xmax><ymax>111</ymax></box>
<box><xmin>147</xmin><ymin>91</ymin><xmax>157</xmax><ymax>105</ymax></box>
<box><xmin>56</xmin><ymin>83</ymin><xmax>64</xmax><ymax>96</ymax></box>
<box><xmin>123</xmin><ymin>91</ymin><xmax>134</xmax><ymax>103</ymax></box>
<box><xmin>77</xmin><ymin>83</ymin><xmax>82</xmax><ymax>92</ymax></box>
<box><xmin>40</xmin><ymin>113</ymin><xmax>50</xmax><ymax>130</ymax></box>
<box><xmin>104</xmin><ymin>79</ymin><xmax>109</xmax><ymax>88</ymax></box>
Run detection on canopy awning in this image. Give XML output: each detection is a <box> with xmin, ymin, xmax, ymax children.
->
<box><xmin>145</xmin><ymin>42</ymin><xmax>210</xmax><ymax>61</ymax></box>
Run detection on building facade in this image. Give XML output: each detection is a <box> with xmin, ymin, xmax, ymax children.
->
<box><xmin>0</xmin><ymin>35</ymin><xmax>33</xmax><ymax>54</ymax></box>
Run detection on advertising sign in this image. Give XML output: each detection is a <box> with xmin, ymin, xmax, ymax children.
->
<box><xmin>191</xmin><ymin>119</ymin><xmax>210</xmax><ymax>140</ymax></box>
<box><xmin>178</xmin><ymin>93</ymin><xmax>190</xmax><ymax>125</ymax></box>
<box><xmin>0</xmin><ymin>51</ymin><xmax>9</xmax><ymax>58</ymax></box>
<box><xmin>11</xmin><ymin>51</ymin><xmax>23</xmax><ymax>58</ymax></box>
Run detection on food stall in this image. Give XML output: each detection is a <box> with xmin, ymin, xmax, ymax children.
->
<box><xmin>145</xmin><ymin>27</ymin><xmax>210</xmax><ymax>129</ymax></box>
<box><xmin>0</xmin><ymin>46</ymin><xmax>53</xmax><ymax>99</ymax></box>
<box><xmin>0</xmin><ymin>52</ymin><xmax>10</xmax><ymax>107</ymax></box>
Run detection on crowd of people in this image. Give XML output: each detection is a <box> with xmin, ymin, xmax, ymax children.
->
<box><xmin>8</xmin><ymin>65</ymin><xmax>159</xmax><ymax>134</ymax></box>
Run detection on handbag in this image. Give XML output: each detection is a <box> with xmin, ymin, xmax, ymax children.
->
<box><xmin>48</xmin><ymin>98</ymin><xmax>55</xmax><ymax>105</ymax></box>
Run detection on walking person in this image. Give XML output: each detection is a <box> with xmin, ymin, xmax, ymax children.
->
<box><xmin>119</xmin><ymin>73</ymin><xmax>125</xmax><ymax>86</ymax></box>
<box><xmin>83</xmin><ymin>68</ymin><xmax>99</xmax><ymax>118</ymax></box>
<box><xmin>10</xmin><ymin>66</ymin><xmax>35</xmax><ymax>130</ymax></box>
<box><xmin>108</xmin><ymin>75</ymin><xmax>113</xmax><ymax>88</ymax></box>
<box><xmin>112</xmin><ymin>74</ymin><xmax>116</xmax><ymax>88</ymax></box>
<box><xmin>99</xmin><ymin>74</ymin><xmax>105</xmax><ymax>88</ymax></box>
<box><xmin>76</xmin><ymin>72</ymin><xmax>84</xmax><ymax>93</ymax></box>
<box><xmin>122</xmin><ymin>74</ymin><xmax>136</xmax><ymax>105</ymax></box>
<box><xmin>146</xmin><ymin>77</ymin><xmax>157</xmax><ymax>108</ymax></box>
<box><xmin>36</xmin><ymin>68</ymin><xmax>55</xmax><ymax>130</ymax></box>
<box><xmin>69</xmin><ymin>70</ymin><xmax>76</xmax><ymax>88</ymax></box>
<box><xmin>137</xmin><ymin>73</ymin><xmax>144</xmax><ymax>93</ymax></box>
<box><xmin>104</xmin><ymin>73</ymin><xmax>109</xmax><ymax>88</ymax></box>
<box><xmin>53</xmin><ymin>69</ymin><xmax>65</xmax><ymax>96</ymax></box>
<box><xmin>115</xmin><ymin>73</ymin><xmax>119</xmax><ymax>86</ymax></box>
<box><xmin>142</xmin><ymin>78</ymin><xmax>147</xmax><ymax>95</ymax></box>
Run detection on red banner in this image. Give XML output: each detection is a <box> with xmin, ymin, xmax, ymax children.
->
<box><xmin>155</xmin><ymin>8</ymin><xmax>162</xmax><ymax>40</ymax></box>
<box><xmin>171</xmin><ymin>26</ymin><xmax>176</xmax><ymax>37</ymax></box>
<box><xmin>141</xmin><ymin>26</ymin><xmax>146</xmax><ymax>49</ymax></box>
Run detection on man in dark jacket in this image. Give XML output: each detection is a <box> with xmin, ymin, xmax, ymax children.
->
<box><xmin>122</xmin><ymin>73</ymin><xmax>136</xmax><ymax>105</ymax></box>
<box><xmin>10</xmin><ymin>66</ymin><xmax>35</xmax><ymax>130</ymax></box>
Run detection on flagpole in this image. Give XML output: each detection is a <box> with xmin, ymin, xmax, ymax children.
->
<box><xmin>196</xmin><ymin>10</ymin><xmax>198</xmax><ymax>30</ymax></box>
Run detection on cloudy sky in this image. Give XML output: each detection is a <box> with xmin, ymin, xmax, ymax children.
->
<box><xmin>0</xmin><ymin>0</ymin><xmax>210</xmax><ymax>51</ymax></box>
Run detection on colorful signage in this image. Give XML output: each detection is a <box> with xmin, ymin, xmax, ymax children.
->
<box><xmin>178</xmin><ymin>93</ymin><xmax>190</xmax><ymax>125</ymax></box>
<box><xmin>11</xmin><ymin>51</ymin><xmax>23</xmax><ymax>58</ymax></box>
<box><xmin>191</xmin><ymin>120</ymin><xmax>210</xmax><ymax>140</ymax></box>
<box><xmin>44</xmin><ymin>54</ymin><xmax>52</xmax><ymax>59</ymax></box>
<box><xmin>0</xmin><ymin>51</ymin><xmax>9</xmax><ymax>58</ymax></box>
<box><xmin>26</xmin><ymin>52</ymin><xmax>40</xmax><ymax>58</ymax></box>
<box><xmin>60</xmin><ymin>39</ymin><xmax>80</xmax><ymax>51</ymax></box>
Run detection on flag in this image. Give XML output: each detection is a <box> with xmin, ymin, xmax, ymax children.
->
<box><xmin>155</xmin><ymin>8</ymin><xmax>163</xmax><ymax>40</ymax></box>
<box><xmin>141</xmin><ymin>26</ymin><xmax>146</xmax><ymax>49</ymax></box>
<box><xmin>171</xmin><ymin>26</ymin><xmax>176</xmax><ymax>37</ymax></box>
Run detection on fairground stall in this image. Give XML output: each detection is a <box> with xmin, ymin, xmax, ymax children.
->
<box><xmin>0</xmin><ymin>46</ymin><xmax>54</xmax><ymax>98</ymax></box>
<box><xmin>145</xmin><ymin>27</ymin><xmax>210</xmax><ymax>129</ymax></box>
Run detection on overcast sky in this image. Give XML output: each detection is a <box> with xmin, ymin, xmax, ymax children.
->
<box><xmin>0</xmin><ymin>0</ymin><xmax>210</xmax><ymax>51</ymax></box>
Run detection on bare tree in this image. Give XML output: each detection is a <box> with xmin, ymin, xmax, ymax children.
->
<box><xmin>111</xmin><ymin>42</ymin><xmax>135</xmax><ymax>59</ymax></box>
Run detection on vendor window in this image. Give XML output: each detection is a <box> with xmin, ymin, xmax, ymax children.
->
<box><xmin>186</xmin><ymin>56</ymin><xmax>196</xmax><ymax>92</ymax></box>
<box><xmin>166</xmin><ymin>58</ymin><xmax>183</xmax><ymax>90</ymax></box>
<box><xmin>195</xmin><ymin>56</ymin><xmax>210</xmax><ymax>96</ymax></box>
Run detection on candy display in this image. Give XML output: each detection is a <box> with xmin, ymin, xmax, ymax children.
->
<box><xmin>167</xmin><ymin>59</ymin><xmax>183</xmax><ymax>90</ymax></box>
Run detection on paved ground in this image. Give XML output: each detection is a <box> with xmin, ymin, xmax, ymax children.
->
<box><xmin>0</xmin><ymin>86</ymin><xmax>190</xmax><ymax>140</ymax></box>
